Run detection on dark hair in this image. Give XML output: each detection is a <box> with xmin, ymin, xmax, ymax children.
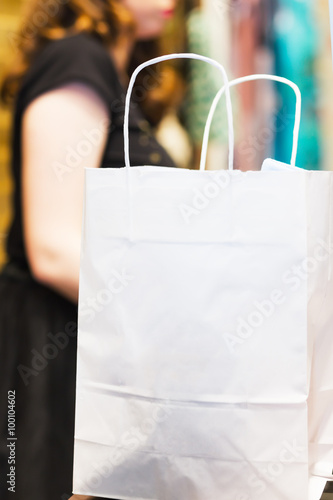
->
<box><xmin>1</xmin><ymin>0</ymin><xmax>183</xmax><ymax>124</ymax></box>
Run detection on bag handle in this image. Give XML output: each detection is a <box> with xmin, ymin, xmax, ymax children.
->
<box><xmin>124</xmin><ymin>53</ymin><xmax>234</xmax><ymax>171</ymax></box>
<box><xmin>200</xmin><ymin>75</ymin><xmax>302</xmax><ymax>170</ymax></box>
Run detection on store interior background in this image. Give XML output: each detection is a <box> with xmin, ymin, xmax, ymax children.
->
<box><xmin>1</xmin><ymin>0</ymin><xmax>333</xmax><ymax>270</ymax></box>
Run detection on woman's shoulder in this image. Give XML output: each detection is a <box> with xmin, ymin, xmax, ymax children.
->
<box><xmin>18</xmin><ymin>33</ymin><xmax>120</xmax><ymax>111</ymax></box>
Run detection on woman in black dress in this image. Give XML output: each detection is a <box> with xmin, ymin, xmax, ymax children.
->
<box><xmin>0</xmin><ymin>1</ymin><xmax>179</xmax><ymax>499</ymax></box>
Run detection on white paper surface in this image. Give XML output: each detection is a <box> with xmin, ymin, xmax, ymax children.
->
<box><xmin>74</xmin><ymin>166</ymin><xmax>311</xmax><ymax>500</ymax></box>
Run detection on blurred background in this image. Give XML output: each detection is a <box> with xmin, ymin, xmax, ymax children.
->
<box><xmin>1</xmin><ymin>0</ymin><xmax>333</xmax><ymax>269</ymax></box>
<box><xmin>0</xmin><ymin>1</ymin><xmax>20</xmax><ymax>268</ymax></box>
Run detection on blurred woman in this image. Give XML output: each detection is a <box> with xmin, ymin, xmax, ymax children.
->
<box><xmin>0</xmin><ymin>1</ymin><xmax>180</xmax><ymax>499</ymax></box>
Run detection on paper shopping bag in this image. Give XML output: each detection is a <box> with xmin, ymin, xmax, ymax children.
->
<box><xmin>73</xmin><ymin>55</ymin><xmax>311</xmax><ymax>500</ymax></box>
<box><xmin>261</xmin><ymin>158</ymin><xmax>333</xmax><ymax>499</ymax></box>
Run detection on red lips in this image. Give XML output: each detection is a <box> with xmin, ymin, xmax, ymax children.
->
<box><xmin>161</xmin><ymin>8</ymin><xmax>175</xmax><ymax>19</ymax></box>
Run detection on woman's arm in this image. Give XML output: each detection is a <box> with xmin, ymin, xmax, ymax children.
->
<box><xmin>22</xmin><ymin>83</ymin><xmax>109</xmax><ymax>302</ymax></box>
<box><xmin>69</xmin><ymin>496</ymin><xmax>95</xmax><ymax>500</ymax></box>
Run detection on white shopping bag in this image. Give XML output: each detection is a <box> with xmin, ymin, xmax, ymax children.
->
<box><xmin>74</xmin><ymin>54</ymin><xmax>313</xmax><ymax>500</ymax></box>
<box><xmin>260</xmin><ymin>159</ymin><xmax>333</xmax><ymax>499</ymax></box>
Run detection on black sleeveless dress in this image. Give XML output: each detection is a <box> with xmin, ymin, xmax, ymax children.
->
<box><xmin>0</xmin><ymin>33</ymin><xmax>176</xmax><ymax>500</ymax></box>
